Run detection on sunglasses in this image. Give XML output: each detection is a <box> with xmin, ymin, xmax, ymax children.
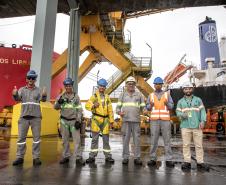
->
<box><xmin>27</xmin><ymin>77</ymin><xmax>36</xmax><ymax>80</ymax></box>
<box><xmin>127</xmin><ymin>83</ymin><xmax>135</xmax><ymax>86</ymax></box>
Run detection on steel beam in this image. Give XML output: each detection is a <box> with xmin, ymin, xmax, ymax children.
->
<box><xmin>67</xmin><ymin>2</ymin><xmax>81</xmax><ymax>93</ymax></box>
<box><xmin>30</xmin><ymin>0</ymin><xmax>58</xmax><ymax>99</ymax></box>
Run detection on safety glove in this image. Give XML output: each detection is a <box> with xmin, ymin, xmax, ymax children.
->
<box><xmin>58</xmin><ymin>96</ymin><xmax>65</xmax><ymax>104</ymax></box>
<box><xmin>74</xmin><ymin>120</ymin><xmax>81</xmax><ymax>129</ymax></box>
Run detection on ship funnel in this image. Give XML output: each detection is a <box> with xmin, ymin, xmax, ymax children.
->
<box><xmin>199</xmin><ymin>16</ymin><xmax>220</xmax><ymax>69</ymax></box>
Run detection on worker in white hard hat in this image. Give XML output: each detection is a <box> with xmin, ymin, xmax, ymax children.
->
<box><xmin>176</xmin><ymin>81</ymin><xmax>209</xmax><ymax>171</ymax></box>
<box><xmin>116</xmin><ymin>76</ymin><xmax>147</xmax><ymax>165</ymax></box>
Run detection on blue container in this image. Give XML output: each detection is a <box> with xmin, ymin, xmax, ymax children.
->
<box><xmin>199</xmin><ymin>16</ymin><xmax>220</xmax><ymax>69</ymax></box>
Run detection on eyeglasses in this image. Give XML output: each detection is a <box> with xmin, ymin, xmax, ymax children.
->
<box><xmin>27</xmin><ymin>77</ymin><xmax>36</xmax><ymax>80</ymax></box>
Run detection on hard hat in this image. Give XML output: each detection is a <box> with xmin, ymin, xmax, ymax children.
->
<box><xmin>153</xmin><ymin>77</ymin><xmax>164</xmax><ymax>84</ymax></box>
<box><xmin>125</xmin><ymin>76</ymin><xmax>136</xmax><ymax>83</ymax></box>
<box><xmin>182</xmin><ymin>82</ymin><xmax>193</xmax><ymax>88</ymax></box>
<box><xmin>26</xmin><ymin>70</ymin><xmax>38</xmax><ymax>78</ymax></box>
<box><xmin>63</xmin><ymin>77</ymin><xmax>74</xmax><ymax>86</ymax></box>
<box><xmin>97</xmin><ymin>78</ymin><xmax>108</xmax><ymax>87</ymax></box>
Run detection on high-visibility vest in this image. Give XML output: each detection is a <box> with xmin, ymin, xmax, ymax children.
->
<box><xmin>150</xmin><ymin>92</ymin><xmax>170</xmax><ymax>121</ymax></box>
<box><xmin>85</xmin><ymin>90</ymin><xmax>114</xmax><ymax>134</ymax></box>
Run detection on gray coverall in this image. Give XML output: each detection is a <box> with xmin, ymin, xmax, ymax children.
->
<box><xmin>116</xmin><ymin>91</ymin><xmax>145</xmax><ymax>160</ymax></box>
<box><xmin>146</xmin><ymin>90</ymin><xmax>174</xmax><ymax>161</ymax></box>
<box><xmin>13</xmin><ymin>86</ymin><xmax>46</xmax><ymax>159</ymax></box>
<box><xmin>54</xmin><ymin>93</ymin><xmax>83</xmax><ymax>159</ymax></box>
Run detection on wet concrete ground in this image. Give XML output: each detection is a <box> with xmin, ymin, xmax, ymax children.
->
<box><xmin>0</xmin><ymin>128</ymin><xmax>226</xmax><ymax>185</ymax></box>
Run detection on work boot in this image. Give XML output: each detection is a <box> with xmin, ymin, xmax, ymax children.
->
<box><xmin>105</xmin><ymin>157</ymin><xmax>115</xmax><ymax>164</ymax></box>
<box><xmin>197</xmin><ymin>163</ymin><xmax>210</xmax><ymax>172</ymax></box>
<box><xmin>86</xmin><ymin>157</ymin><xmax>95</xmax><ymax>163</ymax></box>
<box><xmin>12</xmin><ymin>158</ymin><xmax>24</xmax><ymax>166</ymax></box>
<box><xmin>59</xmin><ymin>157</ymin><xmax>69</xmax><ymax>164</ymax></box>
<box><xmin>122</xmin><ymin>159</ymin><xmax>129</xmax><ymax>165</ymax></box>
<box><xmin>76</xmin><ymin>158</ymin><xmax>85</xmax><ymax>166</ymax></box>
<box><xmin>166</xmin><ymin>161</ymin><xmax>175</xmax><ymax>168</ymax></box>
<box><xmin>33</xmin><ymin>158</ymin><xmax>42</xmax><ymax>166</ymax></box>
<box><xmin>181</xmin><ymin>162</ymin><xmax>191</xmax><ymax>171</ymax></box>
<box><xmin>147</xmin><ymin>160</ymin><xmax>156</xmax><ymax>167</ymax></box>
<box><xmin>134</xmin><ymin>158</ymin><xmax>143</xmax><ymax>165</ymax></box>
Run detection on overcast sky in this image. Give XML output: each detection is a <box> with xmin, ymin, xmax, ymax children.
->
<box><xmin>0</xmin><ymin>5</ymin><xmax>226</xmax><ymax>103</ymax></box>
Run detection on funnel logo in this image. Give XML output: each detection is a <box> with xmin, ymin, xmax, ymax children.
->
<box><xmin>204</xmin><ymin>25</ymin><xmax>217</xmax><ymax>43</ymax></box>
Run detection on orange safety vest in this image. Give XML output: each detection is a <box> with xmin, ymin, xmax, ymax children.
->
<box><xmin>149</xmin><ymin>92</ymin><xmax>170</xmax><ymax>121</ymax></box>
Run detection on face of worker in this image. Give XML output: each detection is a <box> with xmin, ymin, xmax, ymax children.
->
<box><xmin>126</xmin><ymin>82</ymin><xmax>136</xmax><ymax>92</ymax></box>
<box><xmin>98</xmin><ymin>85</ymin><xmax>106</xmax><ymax>93</ymax></box>
<box><xmin>183</xmin><ymin>87</ymin><xmax>193</xmax><ymax>96</ymax></box>
<box><xmin>154</xmin><ymin>83</ymin><xmax>163</xmax><ymax>91</ymax></box>
<box><xmin>65</xmin><ymin>84</ymin><xmax>73</xmax><ymax>93</ymax></box>
<box><xmin>26</xmin><ymin>77</ymin><xmax>36</xmax><ymax>87</ymax></box>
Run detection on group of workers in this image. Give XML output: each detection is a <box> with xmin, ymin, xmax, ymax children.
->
<box><xmin>11</xmin><ymin>70</ymin><xmax>209</xmax><ymax>171</ymax></box>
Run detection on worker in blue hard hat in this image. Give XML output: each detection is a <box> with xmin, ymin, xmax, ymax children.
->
<box><xmin>54</xmin><ymin>77</ymin><xmax>85</xmax><ymax>165</ymax></box>
<box><xmin>176</xmin><ymin>82</ymin><xmax>209</xmax><ymax>171</ymax></box>
<box><xmin>145</xmin><ymin>76</ymin><xmax>175</xmax><ymax>167</ymax></box>
<box><xmin>12</xmin><ymin>70</ymin><xmax>47</xmax><ymax>166</ymax></box>
<box><xmin>85</xmin><ymin>78</ymin><xmax>115</xmax><ymax>164</ymax></box>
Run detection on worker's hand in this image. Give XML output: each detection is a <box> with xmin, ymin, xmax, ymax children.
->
<box><xmin>93</xmin><ymin>102</ymin><xmax>99</xmax><ymax>108</ymax></box>
<box><xmin>41</xmin><ymin>86</ymin><xmax>47</xmax><ymax>97</ymax></box>
<box><xmin>143</xmin><ymin>109</ymin><xmax>148</xmax><ymax>115</ymax></box>
<box><xmin>12</xmin><ymin>86</ymin><xmax>18</xmax><ymax>96</ymax></box>
<box><xmin>150</xmin><ymin>101</ymin><xmax>154</xmax><ymax>107</ymax></box>
<box><xmin>74</xmin><ymin>120</ymin><xmax>81</xmax><ymax>130</ymax></box>
<box><xmin>58</xmin><ymin>96</ymin><xmax>65</xmax><ymax>104</ymax></box>
<box><xmin>118</xmin><ymin>111</ymin><xmax>125</xmax><ymax>117</ymax></box>
<box><xmin>181</xmin><ymin>112</ymin><xmax>188</xmax><ymax>119</ymax></box>
<box><xmin>164</xmin><ymin>100</ymin><xmax>168</xmax><ymax>106</ymax></box>
<box><xmin>199</xmin><ymin>122</ymin><xmax>205</xmax><ymax>129</ymax></box>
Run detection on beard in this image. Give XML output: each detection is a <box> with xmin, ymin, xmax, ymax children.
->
<box><xmin>185</xmin><ymin>92</ymin><xmax>192</xmax><ymax>96</ymax></box>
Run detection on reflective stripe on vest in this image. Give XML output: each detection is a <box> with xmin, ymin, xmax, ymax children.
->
<box><xmin>61</xmin><ymin>104</ymin><xmax>82</xmax><ymax>109</ymax></box>
<box><xmin>119</xmin><ymin>102</ymin><xmax>145</xmax><ymax>108</ymax></box>
<box><xmin>176</xmin><ymin>105</ymin><xmax>204</xmax><ymax>112</ymax></box>
<box><xmin>150</xmin><ymin>92</ymin><xmax>170</xmax><ymax>121</ymax></box>
<box><xmin>22</xmin><ymin>102</ymin><xmax>40</xmax><ymax>105</ymax></box>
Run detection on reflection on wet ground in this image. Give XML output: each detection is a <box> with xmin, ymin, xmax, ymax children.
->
<box><xmin>0</xmin><ymin>127</ymin><xmax>226</xmax><ymax>185</ymax></box>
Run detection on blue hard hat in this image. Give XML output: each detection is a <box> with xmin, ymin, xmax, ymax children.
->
<box><xmin>26</xmin><ymin>70</ymin><xmax>38</xmax><ymax>78</ymax></box>
<box><xmin>63</xmin><ymin>77</ymin><xmax>74</xmax><ymax>86</ymax></box>
<box><xmin>153</xmin><ymin>77</ymin><xmax>164</xmax><ymax>84</ymax></box>
<box><xmin>97</xmin><ymin>78</ymin><xmax>108</xmax><ymax>87</ymax></box>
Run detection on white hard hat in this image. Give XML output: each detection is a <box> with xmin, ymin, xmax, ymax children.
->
<box><xmin>182</xmin><ymin>82</ymin><xmax>193</xmax><ymax>88</ymax></box>
<box><xmin>126</xmin><ymin>76</ymin><xmax>136</xmax><ymax>83</ymax></box>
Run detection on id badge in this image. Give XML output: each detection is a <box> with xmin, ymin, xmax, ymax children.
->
<box><xmin>188</xmin><ymin>111</ymin><xmax>192</xmax><ymax>118</ymax></box>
